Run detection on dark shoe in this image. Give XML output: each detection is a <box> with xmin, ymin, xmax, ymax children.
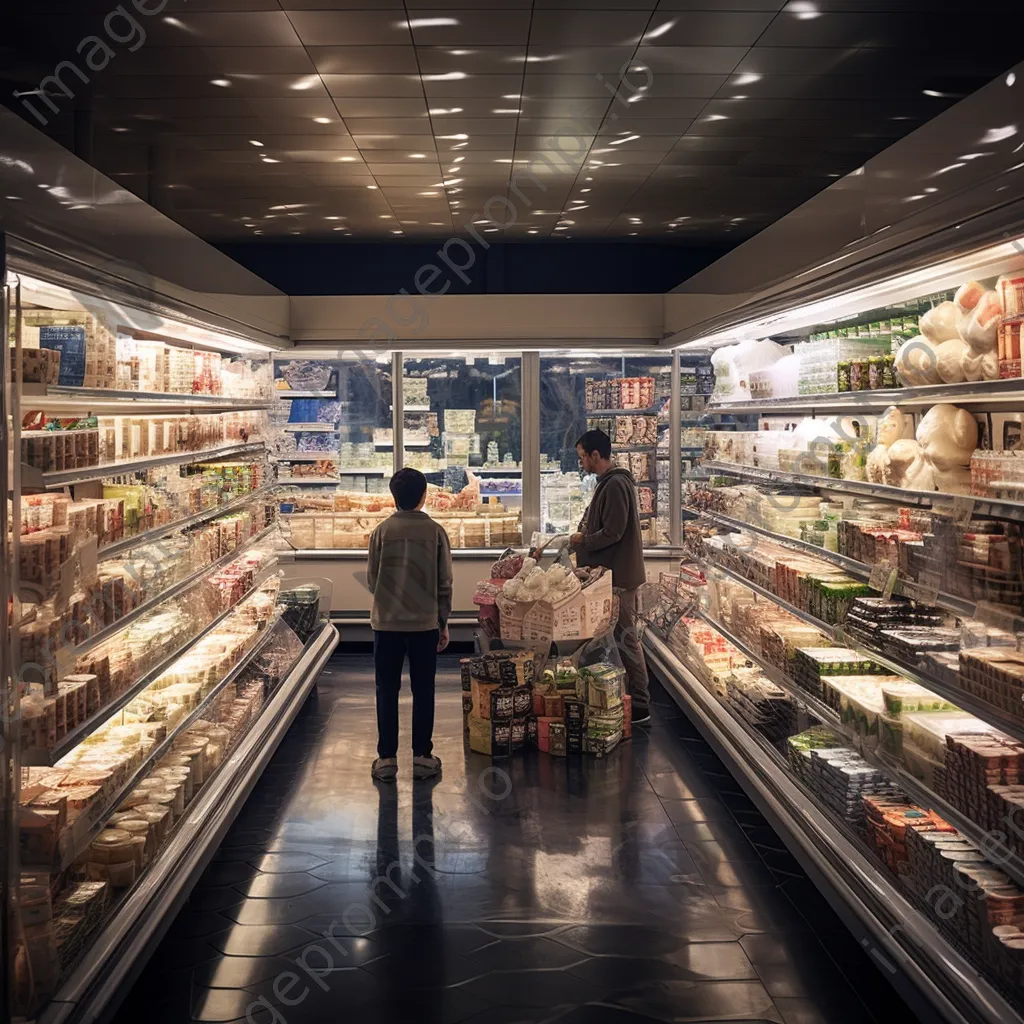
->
<box><xmin>631</xmin><ymin>706</ymin><xmax>652</xmax><ymax>726</ymax></box>
<box><xmin>372</xmin><ymin>757</ymin><xmax>398</xmax><ymax>782</ymax></box>
<box><xmin>413</xmin><ymin>755</ymin><xmax>442</xmax><ymax>780</ymax></box>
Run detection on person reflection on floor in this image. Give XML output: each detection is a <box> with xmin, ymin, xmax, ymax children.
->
<box><xmin>371</xmin><ymin>778</ymin><xmax>446</xmax><ymax>1023</ymax></box>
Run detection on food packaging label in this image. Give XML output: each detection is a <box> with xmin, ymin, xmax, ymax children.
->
<box><xmin>39</xmin><ymin>326</ymin><xmax>86</xmax><ymax>387</ymax></box>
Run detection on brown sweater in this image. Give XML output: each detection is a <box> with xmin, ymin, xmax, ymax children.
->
<box><xmin>574</xmin><ymin>467</ymin><xmax>646</xmax><ymax>590</ymax></box>
<box><xmin>367</xmin><ymin>510</ymin><xmax>453</xmax><ymax>631</ymax></box>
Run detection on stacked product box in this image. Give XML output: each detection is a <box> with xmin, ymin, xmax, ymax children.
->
<box><xmin>462</xmin><ymin>653</ymin><xmax>631</xmax><ymax>759</ymax></box>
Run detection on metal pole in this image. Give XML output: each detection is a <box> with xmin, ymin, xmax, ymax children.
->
<box><xmin>670</xmin><ymin>349</ymin><xmax>681</xmax><ymax>548</ymax></box>
<box><xmin>391</xmin><ymin>351</ymin><xmax>403</xmax><ymax>473</ymax></box>
<box><xmin>0</xmin><ymin>239</ymin><xmax>15</xmax><ymax>1024</ymax></box>
<box><xmin>521</xmin><ymin>351</ymin><xmax>540</xmax><ymax>544</ymax></box>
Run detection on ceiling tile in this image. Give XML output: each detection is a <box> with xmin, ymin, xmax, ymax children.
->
<box><xmin>286</xmin><ymin>10</ymin><xmax>413</xmax><ymax>45</ymax></box>
<box><xmin>323</xmin><ymin>75</ymin><xmax>425</xmax><ymax>98</ymax></box>
<box><xmin>529</xmin><ymin>10</ymin><xmax>652</xmax><ymax>46</ymax></box>
<box><xmin>306</xmin><ymin>47</ymin><xmax>420</xmax><ymax>75</ymax></box>
<box><xmin>406</xmin><ymin>10</ymin><xmax>532</xmax><ymax>45</ymax></box>
<box><xmin>634</xmin><ymin>46</ymin><xmax>750</xmax><ymax>74</ymax></box>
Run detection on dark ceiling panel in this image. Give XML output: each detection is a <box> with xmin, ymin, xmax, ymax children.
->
<box><xmin>0</xmin><ymin>2</ymin><xmax>1017</xmax><ymax>244</ymax></box>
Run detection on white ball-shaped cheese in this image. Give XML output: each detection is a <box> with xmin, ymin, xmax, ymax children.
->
<box><xmin>935</xmin><ymin>338</ymin><xmax>969</xmax><ymax>383</ymax></box>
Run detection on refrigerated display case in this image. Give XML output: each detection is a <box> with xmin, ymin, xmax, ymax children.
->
<box><xmin>540</xmin><ymin>352</ymin><xmax>673</xmax><ymax>546</ymax></box>
<box><xmin>272</xmin><ymin>351</ymin><xmax>392</xmax><ymax>491</ymax></box>
<box><xmin>647</xmin><ymin>228</ymin><xmax>1024</xmax><ymax>1024</ymax></box>
<box><xmin>3</xmin><ymin>254</ymin><xmax>338</xmax><ymax>1024</ymax></box>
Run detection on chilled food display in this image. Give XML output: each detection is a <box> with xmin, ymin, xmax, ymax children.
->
<box><xmin>21</xmin><ymin>410</ymin><xmax>266</xmax><ymax>475</ymax></box>
<box><xmin>281</xmin><ymin>486</ymin><xmax>520</xmax><ymax>550</ymax></box>
<box><xmin>14</xmin><ymin>579</ymin><xmax>292</xmax><ymax>1015</ymax></box>
<box><xmin>585</xmin><ymin>376</ymin><xmax>656</xmax><ymax>411</ymax></box>
<box><xmin>641</xmin><ymin>574</ymin><xmax>1024</xmax><ymax>1008</ymax></box>
<box><xmin>687</xmin><ymin>481</ymin><xmax>1024</xmax><ymax>617</ymax></box>
<box><xmin>13</xmin><ymin>309</ymin><xmax>271</xmax><ymax>398</ymax></box>
<box><xmin>15</xmin><ymin>482</ymin><xmax>273</xmax><ymax>602</ymax></box>
<box><xmin>707</xmin><ymin>269</ymin><xmax>1024</xmax><ymax>406</ymax></box>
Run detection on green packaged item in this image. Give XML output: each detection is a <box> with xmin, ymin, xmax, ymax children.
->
<box><xmin>837</xmin><ymin>360</ymin><xmax>851</xmax><ymax>392</ymax></box>
<box><xmin>882</xmin><ymin>354</ymin><xmax>898</xmax><ymax>389</ymax></box>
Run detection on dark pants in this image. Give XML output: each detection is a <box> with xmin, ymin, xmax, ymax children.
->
<box><xmin>374</xmin><ymin>629</ymin><xmax>438</xmax><ymax>759</ymax></box>
<box><xmin>616</xmin><ymin>588</ymin><xmax>650</xmax><ymax>711</ymax></box>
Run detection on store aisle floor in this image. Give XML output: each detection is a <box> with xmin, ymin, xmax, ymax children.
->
<box><xmin>114</xmin><ymin>654</ymin><xmax>902</xmax><ymax>1024</ymax></box>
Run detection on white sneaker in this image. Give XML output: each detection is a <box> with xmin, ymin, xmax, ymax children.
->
<box><xmin>372</xmin><ymin>757</ymin><xmax>398</xmax><ymax>782</ymax></box>
<box><xmin>412</xmin><ymin>755</ymin><xmax>442</xmax><ymax>780</ymax></box>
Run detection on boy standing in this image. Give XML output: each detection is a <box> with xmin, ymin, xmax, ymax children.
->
<box><xmin>367</xmin><ymin>468</ymin><xmax>453</xmax><ymax>782</ymax></box>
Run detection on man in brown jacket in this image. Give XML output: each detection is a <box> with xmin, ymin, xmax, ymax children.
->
<box><xmin>570</xmin><ymin>429</ymin><xmax>651</xmax><ymax>724</ymax></box>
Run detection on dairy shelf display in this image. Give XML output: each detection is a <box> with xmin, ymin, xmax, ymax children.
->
<box><xmin>650</xmin><ymin>232</ymin><xmax>1024</xmax><ymax>1024</ymax></box>
<box><xmin>3</xmin><ymin>265</ymin><xmax>340</xmax><ymax>1024</ymax></box>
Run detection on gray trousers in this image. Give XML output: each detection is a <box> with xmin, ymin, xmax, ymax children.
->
<box><xmin>615</xmin><ymin>587</ymin><xmax>650</xmax><ymax>711</ymax></box>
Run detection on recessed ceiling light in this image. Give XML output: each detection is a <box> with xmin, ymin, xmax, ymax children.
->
<box><xmin>527</xmin><ymin>228</ymin><xmax>539</xmax><ymax>234</ymax></box>
<box><xmin>485</xmin><ymin>227</ymin><xmax>498</xmax><ymax>233</ymax></box>
<box><xmin>904</xmin><ymin>194</ymin><xmax>926</xmax><ymax>202</ymax></box>
<box><xmin>379</xmin><ymin>214</ymin><xmax>393</xmax><ymax>219</ymax></box>
<box><xmin>502</xmin><ymin>94</ymin><xmax>521</xmax><ymax>101</ymax></box>
<box><xmin>521</xmin><ymin>55</ymin><xmax>561</xmax><ymax>63</ymax></box>
<box><xmin>923</xmin><ymin>187</ymin><xmax>938</xmax><ymax>193</ymax></box>
<box><xmin>628</xmin><ymin>231</ymin><xmax>638</xmax><ymax>236</ymax></box>
<box><xmin>437</xmin><ymin>133</ymin><xmax>469</xmax><ymax>140</ymax></box>
<box><xmin>429</xmin><ymin>107</ymin><xmax>463</xmax><ymax>115</ymax></box>
<box><xmin>210</xmin><ymin>78</ymin><xmax>231</xmax><ymax>87</ymax></box>
<box><xmin>429</xmin><ymin>221</ymin><xmax>444</xmax><ymax>226</ymax></box>
<box><xmin>313</xmin><ymin>117</ymin><xmax>332</xmax><ymax>124</ymax></box>
<box><xmin>1008</xmin><ymin>72</ymin><xmax>1017</xmax><ymax>87</ymax></box>
<box><xmin>493</xmin><ymin>108</ymin><xmax>521</xmax><ymax>114</ymax></box>
<box><xmin>641</xmin><ymin>19</ymin><xmax>676</xmax><ymax>41</ymax></box>
<box><xmin>422</xmin><ymin>72</ymin><xmax>468</xmax><ymax>82</ymax></box>
<box><xmin>579</xmin><ymin>188</ymin><xmax>592</xmax><ymax>193</ymax></box>
<box><xmin>337</xmin><ymin>156</ymin><xmax>357</xmax><ymax>162</ymax></box>
<box><xmin>367</xmin><ymin>184</ymin><xmax>378</xmax><ymax>189</ymax></box>
<box><xmin>703</xmin><ymin>114</ymin><xmax>728</xmax><ymax>122</ymax></box>
<box><xmin>609</xmin><ymin>134</ymin><xmax>640</xmax><ymax>145</ymax></box>
<box><xmin>419</xmin><ymin>191</ymin><xmax>440</xmax><ymax>197</ymax></box>
<box><xmin>448</xmin><ymin>49</ymin><xmax>474</xmax><ymax>56</ymax></box>
<box><xmin>392</xmin><ymin>229</ymin><xmax>403</xmax><ymax>234</ymax></box>
<box><xmin>409</xmin><ymin>153</ymin><xmax>427</xmax><ymax>158</ymax></box>
<box><xmin>403</xmin><ymin>17</ymin><xmax>459</xmax><ymax>28</ymax></box>
<box><xmin>554</xmin><ymin>226</ymin><xmax>567</xmax><ymax>231</ymax></box>
<box><xmin>981</xmin><ymin>125</ymin><xmax>1018</xmax><ymax>143</ymax></box>
<box><xmin>733</xmin><ymin>73</ymin><xmax>761</xmax><ymax>86</ymax></box>
<box><xmin>112</xmin><ymin>127</ymin><xmax>129</xmax><ymax>133</ymax></box>
<box><xmin>261</xmin><ymin>157</ymin><xmax>280</xmax><ymax>163</ymax></box>
<box><xmin>290</xmin><ymin>75</ymin><xmax>319</xmax><ymax>91</ymax></box>
<box><xmin>628</xmin><ymin>217</ymin><xmax>642</xmax><ymax>224</ymax></box>
<box><xmin>923</xmin><ymin>89</ymin><xmax>947</xmax><ymax>98</ymax></box>
<box><xmin>933</xmin><ymin>162</ymin><xmax>966</xmax><ymax>175</ymax></box>
<box><xmin>163</xmin><ymin>16</ymin><xmax>185</xmax><ymax>27</ymax></box>
<box><xmin>325</xmin><ymin>216</ymin><xmax>341</xmax><ymax>221</ymax></box>
<box><xmin>585</xmin><ymin>176</ymin><xmax>593</xmax><ymax>182</ymax></box>
<box><xmin>789</xmin><ymin>0</ymin><xmax>820</xmax><ymax>19</ymax></box>
<box><xmin>5</xmin><ymin>195</ymin><xmax>22</xmax><ymax>200</ymax></box>
<box><xmin>333</xmin><ymin>226</ymin><xmax>344</xmax><ymax>231</ymax></box>
<box><xmin>249</xmin><ymin>140</ymin><xmax>264</xmax><ymax>147</ymax></box>
<box><xmin>626</xmin><ymin>91</ymin><xmax>647</xmax><ymax>104</ymax></box>
<box><xmin>453</xmin><ymin>156</ymin><xmax>464</xmax><ymax>163</ymax></box>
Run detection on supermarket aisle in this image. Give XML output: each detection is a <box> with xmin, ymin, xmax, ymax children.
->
<box><xmin>114</xmin><ymin>655</ymin><xmax>900</xmax><ymax>1024</ymax></box>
